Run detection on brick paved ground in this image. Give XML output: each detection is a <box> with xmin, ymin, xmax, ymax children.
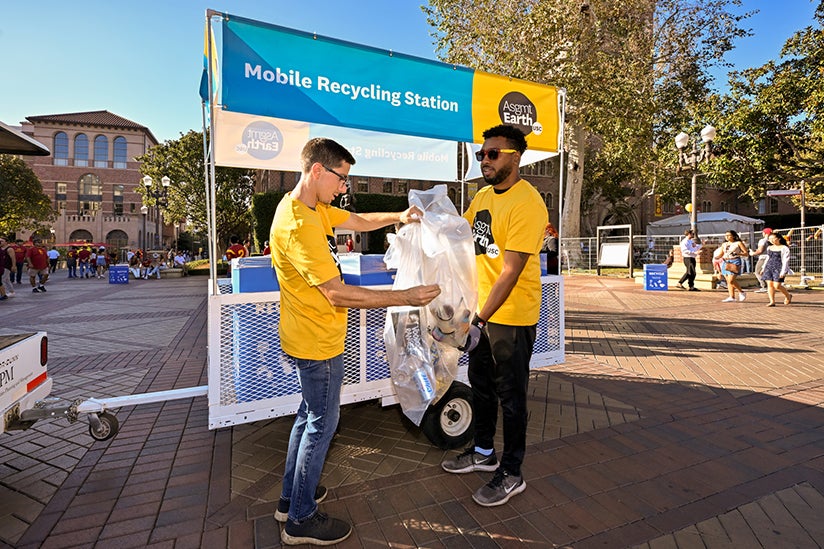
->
<box><xmin>1</xmin><ymin>272</ymin><xmax>823</xmax><ymax>548</ymax></box>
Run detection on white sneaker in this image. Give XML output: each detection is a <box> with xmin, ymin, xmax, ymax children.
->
<box><xmin>738</xmin><ymin>292</ymin><xmax>746</xmax><ymax>302</ymax></box>
<box><xmin>754</xmin><ymin>288</ymin><xmax>768</xmax><ymax>293</ymax></box>
<box><xmin>722</xmin><ymin>297</ymin><xmax>736</xmax><ymax>302</ymax></box>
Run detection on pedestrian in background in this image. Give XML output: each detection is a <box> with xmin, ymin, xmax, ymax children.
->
<box><xmin>761</xmin><ymin>232</ymin><xmax>793</xmax><ymax>306</ymax></box>
<box><xmin>720</xmin><ymin>229</ymin><xmax>749</xmax><ymax>302</ymax></box>
<box><xmin>0</xmin><ymin>237</ymin><xmax>17</xmax><ymax>297</ymax></box>
<box><xmin>677</xmin><ymin>229</ymin><xmax>702</xmax><ymax>291</ymax></box>
<box><xmin>749</xmin><ymin>227</ymin><xmax>773</xmax><ymax>293</ymax></box>
<box><xmin>47</xmin><ymin>246</ymin><xmax>60</xmax><ymax>273</ymax></box>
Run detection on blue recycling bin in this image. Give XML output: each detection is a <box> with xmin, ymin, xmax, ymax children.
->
<box><xmin>643</xmin><ymin>263</ymin><xmax>668</xmax><ymax>291</ymax></box>
<box><xmin>108</xmin><ymin>265</ymin><xmax>129</xmax><ymax>284</ymax></box>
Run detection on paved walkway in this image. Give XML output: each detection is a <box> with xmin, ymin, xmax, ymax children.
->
<box><xmin>1</xmin><ymin>272</ymin><xmax>823</xmax><ymax>547</ymax></box>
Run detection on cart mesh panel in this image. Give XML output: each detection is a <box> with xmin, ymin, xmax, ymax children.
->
<box><xmin>534</xmin><ymin>278</ymin><xmax>563</xmax><ymax>355</ymax></box>
<box><xmin>210</xmin><ymin>278</ymin><xmax>564</xmax><ymax>427</ymax></box>
<box><xmin>220</xmin><ymin>301</ymin><xmax>300</xmax><ymax>405</ymax></box>
<box><xmin>365</xmin><ymin>308</ymin><xmax>390</xmax><ymax>381</ymax></box>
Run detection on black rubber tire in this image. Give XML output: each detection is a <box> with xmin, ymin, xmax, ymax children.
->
<box><xmin>89</xmin><ymin>412</ymin><xmax>119</xmax><ymax>441</ymax></box>
<box><xmin>421</xmin><ymin>381</ymin><xmax>474</xmax><ymax>450</ymax></box>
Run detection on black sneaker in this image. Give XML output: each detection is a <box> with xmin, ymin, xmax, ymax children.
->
<box><xmin>38</xmin><ymin>285</ymin><xmax>46</xmax><ymax>292</ymax></box>
<box><xmin>281</xmin><ymin>511</ymin><xmax>351</xmax><ymax>546</ymax></box>
<box><xmin>441</xmin><ymin>447</ymin><xmax>498</xmax><ymax>473</ymax></box>
<box><xmin>275</xmin><ymin>485</ymin><xmax>328</xmax><ymax>522</ymax></box>
<box><xmin>32</xmin><ymin>287</ymin><xmax>41</xmax><ymax>293</ymax></box>
<box><xmin>688</xmin><ymin>287</ymin><xmax>700</xmax><ymax>291</ymax></box>
<box><xmin>472</xmin><ymin>468</ymin><xmax>526</xmax><ymax>507</ymax></box>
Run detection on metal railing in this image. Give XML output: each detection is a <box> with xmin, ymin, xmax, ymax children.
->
<box><xmin>562</xmin><ymin>224</ymin><xmax>824</xmax><ymax>281</ymax></box>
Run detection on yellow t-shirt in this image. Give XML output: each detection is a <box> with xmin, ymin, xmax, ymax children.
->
<box><xmin>270</xmin><ymin>195</ymin><xmax>351</xmax><ymax>359</ymax></box>
<box><xmin>463</xmin><ymin>179</ymin><xmax>548</xmax><ymax>325</ymax></box>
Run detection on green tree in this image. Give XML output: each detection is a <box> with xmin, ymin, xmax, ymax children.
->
<box><xmin>136</xmin><ymin>130</ymin><xmax>255</xmax><ymax>250</ymax></box>
<box><xmin>0</xmin><ymin>154</ymin><xmax>55</xmax><ymax>235</ymax></box>
<box><xmin>703</xmin><ymin>2</ymin><xmax>824</xmax><ymax>206</ymax></box>
<box><xmin>424</xmin><ymin>0</ymin><xmax>750</xmax><ymax>235</ymax></box>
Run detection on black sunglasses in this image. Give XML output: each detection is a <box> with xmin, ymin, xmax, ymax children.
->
<box><xmin>475</xmin><ymin>148</ymin><xmax>517</xmax><ymax>161</ymax></box>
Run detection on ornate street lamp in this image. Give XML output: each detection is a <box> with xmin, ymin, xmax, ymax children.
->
<box><xmin>675</xmin><ymin>125</ymin><xmax>716</xmax><ymax>238</ymax></box>
<box><xmin>140</xmin><ymin>205</ymin><xmax>149</xmax><ymax>250</ymax></box>
<box><xmin>143</xmin><ymin>175</ymin><xmax>171</xmax><ymax>249</ymax></box>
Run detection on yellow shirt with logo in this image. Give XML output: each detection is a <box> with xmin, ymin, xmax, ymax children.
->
<box><xmin>463</xmin><ymin>179</ymin><xmax>547</xmax><ymax>325</ymax></box>
<box><xmin>270</xmin><ymin>195</ymin><xmax>351</xmax><ymax>360</ymax></box>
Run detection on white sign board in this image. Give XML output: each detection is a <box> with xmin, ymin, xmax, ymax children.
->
<box><xmin>766</xmin><ymin>189</ymin><xmax>802</xmax><ymax>196</ymax></box>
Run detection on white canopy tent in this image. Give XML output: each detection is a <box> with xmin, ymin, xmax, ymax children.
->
<box><xmin>647</xmin><ymin>212</ymin><xmax>765</xmax><ymax>238</ymax></box>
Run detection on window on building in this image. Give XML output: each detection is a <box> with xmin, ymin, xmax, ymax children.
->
<box><xmin>94</xmin><ymin>135</ymin><xmax>108</xmax><ymax>168</ymax></box>
<box><xmin>56</xmin><ymin>182</ymin><xmax>67</xmax><ymax>195</ymax></box>
<box><xmin>57</xmin><ymin>200</ymin><xmax>66</xmax><ymax>212</ymax></box>
<box><xmin>383</xmin><ymin>180</ymin><xmax>393</xmax><ymax>194</ymax></box>
<box><xmin>397</xmin><ymin>181</ymin><xmax>408</xmax><ymax>195</ymax></box>
<box><xmin>74</xmin><ymin>134</ymin><xmax>89</xmax><ymax>167</ymax></box>
<box><xmin>80</xmin><ymin>200</ymin><xmax>101</xmax><ymax>216</ymax></box>
<box><xmin>769</xmin><ymin>197</ymin><xmax>779</xmax><ymax>214</ymax></box>
<box><xmin>113</xmin><ymin>136</ymin><xmax>128</xmax><ymax>169</ymax></box>
<box><xmin>54</xmin><ymin>132</ymin><xmax>69</xmax><ymax>166</ymax></box>
<box><xmin>546</xmin><ymin>193</ymin><xmax>553</xmax><ymax>209</ymax></box>
<box><xmin>79</xmin><ymin>174</ymin><xmax>102</xmax><ymax>196</ymax></box>
<box><xmin>356</xmin><ymin>179</ymin><xmax>368</xmax><ymax>193</ymax></box>
<box><xmin>719</xmin><ymin>201</ymin><xmax>728</xmax><ymax>212</ymax></box>
<box><xmin>113</xmin><ymin>185</ymin><xmax>124</xmax><ymax>216</ymax></box>
<box><xmin>702</xmin><ymin>200</ymin><xmax>712</xmax><ymax>213</ymax></box>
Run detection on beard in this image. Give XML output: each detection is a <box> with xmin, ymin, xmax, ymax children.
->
<box><xmin>482</xmin><ymin>162</ymin><xmax>513</xmax><ymax>186</ymax></box>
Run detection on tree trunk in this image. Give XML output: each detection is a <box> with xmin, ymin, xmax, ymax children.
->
<box><xmin>562</xmin><ymin>124</ymin><xmax>586</xmax><ymax>238</ymax></box>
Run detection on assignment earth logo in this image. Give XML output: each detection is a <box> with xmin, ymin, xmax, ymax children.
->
<box><xmin>236</xmin><ymin>121</ymin><xmax>283</xmax><ymax>160</ymax></box>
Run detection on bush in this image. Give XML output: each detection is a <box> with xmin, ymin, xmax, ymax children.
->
<box><xmin>186</xmin><ymin>259</ymin><xmax>228</xmax><ymax>276</ymax></box>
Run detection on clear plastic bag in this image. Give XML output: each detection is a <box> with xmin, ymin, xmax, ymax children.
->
<box><xmin>383</xmin><ymin>185</ymin><xmax>478</xmax><ymax>425</ymax></box>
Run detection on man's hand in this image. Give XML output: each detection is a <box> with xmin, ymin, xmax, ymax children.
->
<box><xmin>459</xmin><ymin>324</ymin><xmax>482</xmax><ymax>352</ymax></box>
<box><xmin>399</xmin><ymin>206</ymin><xmax>424</xmax><ymax>224</ymax></box>
<box><xmin>404</xmin><ymin>284</ymin><xmax>441</xmax><ymax>306</ymax></box>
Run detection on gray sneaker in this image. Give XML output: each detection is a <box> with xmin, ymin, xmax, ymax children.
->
<box><xmin>281</xmin><ymin>512</ymin><xmax>351</xmax><ymax>546</ymax></box>
<box><xmin>472</xmin><ymin>469</ymin><xmax>526</xmax><ymax>507</ymax></box>
<box><xmin>275</xmin><ymin>485</ymin><xmax>328</xmax><ymax>522</ymax></box>
<box><xmin>441</xmin><ymin>447</ymin><xmax>498</xmax><ymax>473</ymax></box>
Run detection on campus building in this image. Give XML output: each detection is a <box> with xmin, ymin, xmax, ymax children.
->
<box><xmin>13</xmin><ymin>110</ymin><xmax>165</xmax><ymax>254</ymax></box>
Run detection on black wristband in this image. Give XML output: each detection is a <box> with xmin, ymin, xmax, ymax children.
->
<box><xmin>472</xmin><ymin>315</ymin><xmax>487</xmax><ymax>329</ymax></box>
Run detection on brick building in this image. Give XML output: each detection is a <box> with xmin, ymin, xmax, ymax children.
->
<box><xmin>14</xmin><ymin>110</ymin><xmax>163</xmax><ymax>254</ymax></box>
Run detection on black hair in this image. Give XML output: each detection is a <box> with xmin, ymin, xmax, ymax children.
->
<box><xmin>725</xmin><ymin>230</ymin><xmax>741</xmax><ymax>242</ymax></box>
<box><xmin>481</xmin><ymin>124</ymin><xmax>528</xmax><ymax>154</ymax></box>
<box><xmin>230</xmin><ymin>235</ymin><xmax>240</xmax><ymax>244</ymax></box>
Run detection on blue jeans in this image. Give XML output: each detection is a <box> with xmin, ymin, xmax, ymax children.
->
<box><xmin>281</xmin><ymin>354</ymin><xmax>344</xmax><ymax>522</ymax></box>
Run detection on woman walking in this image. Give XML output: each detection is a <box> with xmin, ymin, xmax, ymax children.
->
<box><xmin>720</xmin><ymin>230</ymin><xmax>749</xmax><ymax>302</ymax></box>
<box><xmin>761</xmin><ymin>232</ymin><xmax>793</xmax><ymax>306</ymax></box>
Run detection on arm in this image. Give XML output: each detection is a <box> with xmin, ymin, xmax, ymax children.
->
<box><xmin>316</xmin><ymin>276</ymin><xmax>440</xmax><ymax>309</ymax></box>
<box><xmin>780</xmin><ymin>246</ymin><xmax>790</xmax><ymax>277</ymax></box>
<box><xmin>337</xmin><ymin>206</ymin><xmax>422</xmax><ymax>232</ymax></box>
<box><xmin>477</xmin><ymin>250</ymin><xmax>530</xmax><ymax>322</ymax></box>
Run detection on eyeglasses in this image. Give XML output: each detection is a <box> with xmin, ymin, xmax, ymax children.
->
<box><xmin>475</xmin><ymin>148</ymin><xmax>517</xmax><ymax>161</ymax></box>
<box><xmin>323</xmin><ymin>165</ymin><xmax>350</xmax><ymax>189</ymax></box>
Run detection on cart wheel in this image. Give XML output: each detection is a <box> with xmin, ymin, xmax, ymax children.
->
<box><xmin>88</xmin><ymin>412</ymin><xmax>119</xmax><ymax>441</ymax></box>
<box><xmin>421</xmin><ymin>381</ymin><xmax>474</xmax><ymax>450</ymax></box>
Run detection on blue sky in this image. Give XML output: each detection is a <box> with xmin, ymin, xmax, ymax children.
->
<box><xmin>0</xmin><ymin>0</ymin><xmax>818</xmax><ymax>142</ymax></box>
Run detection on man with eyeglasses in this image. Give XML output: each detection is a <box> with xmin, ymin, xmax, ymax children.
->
<box><xmin>269</xmin><ymin>137</ymin><xmax>440</xmax><ymax>546</ymax></box>
<box><xmin>442</xmin><ymin>124</ymin><xmax>548</xmax><ymax>508</ymax></box>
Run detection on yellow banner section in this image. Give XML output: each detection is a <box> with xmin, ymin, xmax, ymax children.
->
<box><xmin>471</xmin><ymin>71</ymin><xmax>560</xmax><ymax>152</ymax></box>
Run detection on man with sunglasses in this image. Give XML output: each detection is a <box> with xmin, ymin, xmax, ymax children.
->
<box><xmin>269</xmin><ymin>137</ymin><xmax>441</xmax><ymax>546</ymax></box>
<box><xmin>442</xmin><ymin>124</ymin><xmax>548</xmax><ymax>507</ymax></box>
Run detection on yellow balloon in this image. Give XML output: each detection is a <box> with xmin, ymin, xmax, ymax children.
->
<box><xmin>685</xmin><ymin>203</ymin><xmax>693</xmax><ymax>213</ymax></box>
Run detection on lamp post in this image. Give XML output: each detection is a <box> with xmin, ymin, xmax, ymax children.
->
<box><xmin>675</xmin><ymin>125</ymin><xmax>716</xmax><ymax>239</ymax></box>
<box><xmin>143</xmin><ymin>175</ymin><xmax>171</xmax><ymax>249</ymax></box>
<box><xmin>140</xmin><ymin>205</ymin><xmax>149</xmax><ymax>250</ymax></box>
